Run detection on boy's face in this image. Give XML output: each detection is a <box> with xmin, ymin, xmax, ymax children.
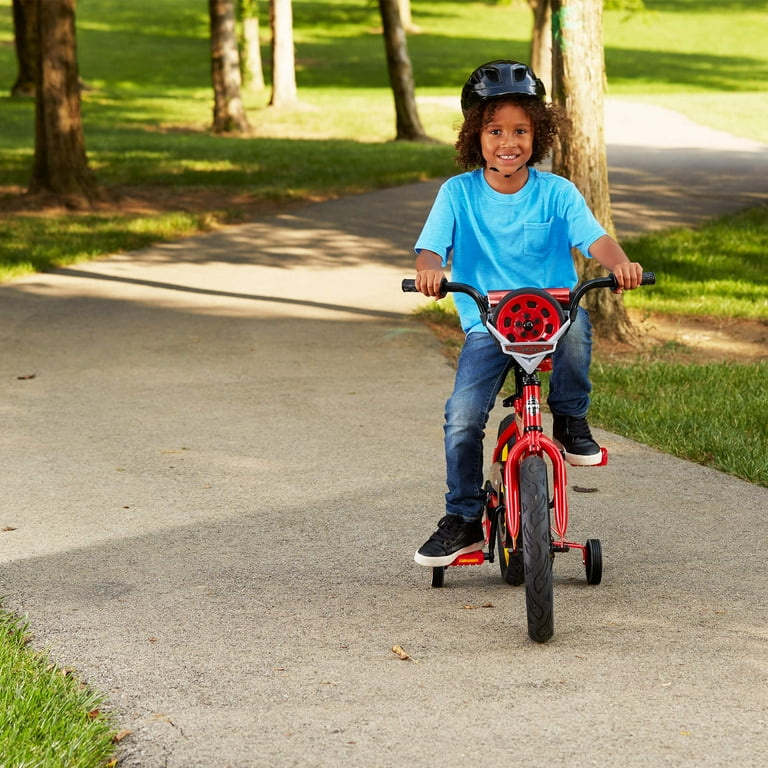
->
<box><xmin>480</xmin><ymin>102</ymin><xmax>534</xmax><ymax>180</ymax></box>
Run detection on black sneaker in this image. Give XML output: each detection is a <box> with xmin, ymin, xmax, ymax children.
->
<box><xmin>414</xmin><ymin>515</ymin><xmax>485</xmax><ymax>567</ymax></box>
<box><xmin>552</xmin><ymin>415</ymin><xmax>602</xmax><ymax>466</ymax></box>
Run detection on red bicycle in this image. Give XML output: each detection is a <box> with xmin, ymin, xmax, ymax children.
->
<box><xmin>403</xmin><ymin>272</ymin><xmax>655</xmax><ymax>643</ymax></box>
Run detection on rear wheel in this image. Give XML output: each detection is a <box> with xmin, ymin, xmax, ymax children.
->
<box><xmin>495</xmin><ymin>506</ymin><xmax>525</xmax><ymax>586</ymax></box>
<box><xmin>520</xmin><ymin>456</ymin><xmax>554</xmax><ymax>643</ymax></box>
<box><xmin>497</xmin><ymin>414</ymin><xmax>517</xmax><ymax>455</ymax></box>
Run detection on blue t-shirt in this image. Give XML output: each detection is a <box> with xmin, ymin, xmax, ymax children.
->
<box><xmin>415</xmin><ymin>167</ymin><xmax>607</xmax><ymax>334</ymax></box>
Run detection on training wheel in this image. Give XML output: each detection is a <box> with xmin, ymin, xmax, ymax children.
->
<box><xmin>431</xmin><ymin>567</ymin><xmax>445</xmax><ymax>588</ymax></box>
<box><xmin>584</xmin><ymin>538</ymin><xmax>603</xmax><ymax>585</ymax></box>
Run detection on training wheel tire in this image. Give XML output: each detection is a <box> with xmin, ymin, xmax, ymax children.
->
<box><xmin>431</xmin><ymin>566</ymin><xmax>445</xmax><ymax>588</ymax></box>
<box><xmin>585</xmin><ymin>538</ymin><xmax>603</xmax><ymax>585</ymax></box>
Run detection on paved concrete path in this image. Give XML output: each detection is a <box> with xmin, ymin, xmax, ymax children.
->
<box><xmin>1</xmin><ymin>101</ymin><xmax>767</xmax><ymax>767</ymax></box>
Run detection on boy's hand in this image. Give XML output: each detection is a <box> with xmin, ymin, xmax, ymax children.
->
<box><xmin>415</xmin><ymin>269</ymin><xmax>447</xmax><ymax>298</ymax></box>
<box><xmin>611</xmin><ymin>261</ymin><xmax>644</xmax><ymax>294</ymax></box>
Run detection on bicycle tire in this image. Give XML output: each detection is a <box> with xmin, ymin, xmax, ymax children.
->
<box><xmin>585</xmin><ymin>538</ymin><xmax>603</xmax><ymax>585</ymax></box>
<box><xmin>494</xmin><ymin>414</ymin><xmax>525</xmax><ymax>585</ymax></box>
<box><xmin>520</xmin><ymin>455</ymin><xmax>554</xmax><ymax>643</ymax></box>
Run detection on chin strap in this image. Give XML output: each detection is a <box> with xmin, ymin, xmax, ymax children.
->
<box><xmin>488</xmin><ymin>165</ymin><xmax>526</xmax><ymax>179</ymax></box>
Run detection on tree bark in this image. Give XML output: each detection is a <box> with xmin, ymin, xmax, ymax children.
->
<box><xmin>11</xmin><ymin>0</ymin><xmax>38</xmax><ymax>97</ymax></box>
<box><xmin>269</xmin><ymin>0</ymin><xmax>297</xmax><ymax>107</ymax></box>
<box><xmin>210</xmin><ymin>0</ymin><xmax>250</xmax><ymax>132</ymax></box>
<box><xmin>378</xmin><ymin>0</ymin><xmax>431</xmax><ymax>142</ymax></box>
<box><xmin>239</xmin><ymin>0</ymin><xmax>265</xmax><ymax>91</ymax></box>
<box><xmin>397</xmin><ymin>0</ymin><xmax>419</xmax><ymax>33</ymax></box>
<box><xmin>28</xmin><ymin>0</ymin><xmax>97</xmax><ymax>204</ymax></box>
<box><xmin>529</xmin><ymin>0</ymin><xmax>552</xmax><ymax>98</ymax></box>
<box><xmin>550</xmin><ymin>0</ymin><xmax>635</xmax><ymax>341</ymax></box>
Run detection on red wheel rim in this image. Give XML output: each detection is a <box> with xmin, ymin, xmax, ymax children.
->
<box><xmin>490</xmin><ymin>289</ymin><xmax>565</xmax><ymax>343</ymax></box>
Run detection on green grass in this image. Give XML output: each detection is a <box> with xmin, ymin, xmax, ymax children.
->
<box><xmin>0</xmin><ymin>212</ymin><xmax>214</xmax><ymax>281</ymax></box>
<box><xmin>0</xmin><ymin>611</ymin><xmax>116</xmax><ymax>767</ymax></box>
<box><xmin>590</xmin><ymin>358</ymin><xmax>768</xmax><ymax>486</ymax></box>
<box><xmin>622</xmin><ymin>206</ymin><xmax>768</xmax><ymax>319</ymax></box>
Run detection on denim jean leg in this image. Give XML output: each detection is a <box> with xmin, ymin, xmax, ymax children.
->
<box><xmin>444</xmin><ymin>333</ymin><xmax>511</xmax><ymax>522</ymax></box>
<box><xmin>547</xmin><ymin>306</ymin><xmax>593</xmax><ymax>418</ymax></box>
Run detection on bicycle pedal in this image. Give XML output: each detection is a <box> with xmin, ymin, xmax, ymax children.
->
<box><xmin>450</xmin><ymin>550</ymin><xmax>486</xmax><ymax>567</ymax></box>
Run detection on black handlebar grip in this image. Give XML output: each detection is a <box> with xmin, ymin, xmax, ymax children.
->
<box><xmin>402</xmin><ymin>278</ymin><xmax>418</xmax><ymax>292</ymax></box>
<box><xmin>641</xmin><ymin>271</ymin><xmax>656</xmax><ymax>285</ymax></box>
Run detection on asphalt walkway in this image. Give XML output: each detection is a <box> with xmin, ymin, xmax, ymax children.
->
<box><xmin>1</xmin><ymin>101</ymin><xmax>767</xmax><ymax>767</ymax></box>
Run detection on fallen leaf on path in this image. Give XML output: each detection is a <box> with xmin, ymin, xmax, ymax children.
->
<box><xmin>391</xmin><ymin>644</ymin><xmax>415</xmax><ymax>661</ymax></box>
<box><xmin>462</xmin><ymin>602</ymin><xmax>495</xmax><ymax>609</ymax></box>
<box><xmin>112</xmin><ymin>729</ymin><xmax>132</xmax><ymax>743</ymax></box>
<box><xmin>2</xmin><ymin>526</ymin><xmax>17</xmax><ymax>532</ymax></box>
<box><xmin>573</xmin><ymin>486</ymin><xmax>599</xmax><ymax>493</ymax></box>
<box><xmin>17</xmin><ymin>373</ymin><xmax>36</xmax><ymax>380</ymax></box>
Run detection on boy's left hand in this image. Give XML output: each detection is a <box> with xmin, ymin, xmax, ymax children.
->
<box><xmin>611</xmin><ymin>262</ymin><xmax>644</xmax><ymax>294</ymax></box>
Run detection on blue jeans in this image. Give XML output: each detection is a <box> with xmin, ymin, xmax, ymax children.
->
<box><xmin>443</xmin><ymin>307</ymin><xmax>593</xmax><ymax>522</ymax></box>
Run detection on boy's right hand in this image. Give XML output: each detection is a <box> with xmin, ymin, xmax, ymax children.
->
<box><xmin>415</xmin><ymin>269</ymin><xmax>447</xmax><ymax>298</ymax></box>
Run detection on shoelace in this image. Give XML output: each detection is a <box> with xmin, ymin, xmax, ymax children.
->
<box><xmin>433</xmin><ymin>515</ymin><xmax>465</xmax><ymax>541</ymax></box>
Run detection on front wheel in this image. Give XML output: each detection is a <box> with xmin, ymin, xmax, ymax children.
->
<box><xmin>520</xmin><ymin>456</ymin><xmax>554</xmax><ymax>643</ymax></box>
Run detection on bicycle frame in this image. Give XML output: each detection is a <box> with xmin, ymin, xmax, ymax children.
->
<box><xmin>401</xmin><ymin>272</ymin><xmax>654</xmax><ymax>581</ymax></box>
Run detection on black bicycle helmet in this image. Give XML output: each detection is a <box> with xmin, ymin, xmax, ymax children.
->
<box><xmin>460</xmin><ymin>60</ymin><xmax>546</xmax><ymax>115</ymax></box>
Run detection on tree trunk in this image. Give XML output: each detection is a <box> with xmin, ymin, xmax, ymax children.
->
<box><xmin>28</xmin><ymin>0</ymin><xmax>97</xmax><ymax>205</ymax></box>
<box><xmin>11</xmin><ymin>0</ymin><xmax>38</xmax><ymax>97</ymax></box>
<box><xmin>210</xmin><ymin>0</ymin><xmax>250</xmax><ymax>132</ymax></box>
<box><xmin>397</xmin><ymin>0</ymin><xmax>419</xmax><ymax>33</ymax></box>
<box><xmin>550</xmin><ymin>0</ymin><xmax>635</xmax><ymax>342</ymax></box>
<box><xmin>269</xmin><ymin>0</ymin><xmax>297</xmax><ymax>107</ymax></box>
<box><xmin>240</xmin><ymin>0</ymin><xmax>265</xmax><ymax>91</ymax></box>
<box><xmin>378</xmin><ymin>0</ymin><xmax>431</xmax><ymax>142</ymax></box>
<box><xmin>528</xmin><ymin>0</ymin><xmax>552</xmax><ymax>98</ymax></box>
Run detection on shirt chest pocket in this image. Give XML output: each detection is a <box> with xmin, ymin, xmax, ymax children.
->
<box><xmin>523</xmin><ymin>220</ymin><xmax>556</xmax><ymax>257</ymax></box>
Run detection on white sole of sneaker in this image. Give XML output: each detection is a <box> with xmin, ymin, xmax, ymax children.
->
<box><xmin>562</xmin><ymin>450</ymin><xmax>602</xmax><ymax>467</ymax></box>
<box><xmin>413</xmin><ymin>540</ymin><xmax>485</xmax><ymax>568</ymax></box>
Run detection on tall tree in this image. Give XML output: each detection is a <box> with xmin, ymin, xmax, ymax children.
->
<box><xmin>11</xmin><ymin>0</ymin><xmax>37</xmax><ymax>97</ymax></box>
<box><xmin>239</xmin><ymin>0</ymin><xmax>264</xmax><ymax>91</ymax></box>
<box><xmin>210</xmin><ymin>0</ymin><xmax>250</xmax><ymax>132</ymax></box>
<box><xmin>28</xmin><ymin>0</ymin><xmax>97</xmax><ymax>204</ymax></box>
<box><xmin>269</xmin><ymin>0</ymin><xmax>297</xmax><ymax>107</ymax></box>
<box><xmin>397</xmin><ymin>0</ymin><xmax>417</xmax><ymax>33</ymax></box>
<box><xmin>528</xmin><ymin>0</ymin><xmax>552</xmax><ymax>97</ymax></box>
<box><xmin>378</xmin><ymin>0</ymin><xmax>431</xmax><ymax>142</ymax></box>
<box><xmin>550</xmin><ymin>0</ymin><xmax>634</xmax><ymax>340</ymax></box>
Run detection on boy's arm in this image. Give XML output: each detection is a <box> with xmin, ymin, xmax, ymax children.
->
<box><xmin>415</xmin><ymin>249</ymin><xmax>447</xmax><ymax>297</ymax></box>
<box><xmin>589</xmin><ymin>235</ymin><xmax>644</xmax><ymax>293</ymax></box>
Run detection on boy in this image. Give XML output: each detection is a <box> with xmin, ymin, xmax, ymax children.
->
<box><xmin>413</xmin><ymin>60</ymin><xmax>644</xmax><ymax>567</ymax></box>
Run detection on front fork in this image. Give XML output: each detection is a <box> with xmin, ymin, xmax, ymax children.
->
<box><xmin>494</xmin><ymin>373</ymin><xmax>570</xmax><ymax>547</ymax></box>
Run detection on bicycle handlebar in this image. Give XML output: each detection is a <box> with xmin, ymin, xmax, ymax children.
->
<box><xmin>401</xmin><ymin>272</ymin><xmax>655</xmax><ymax>316</ymax></box>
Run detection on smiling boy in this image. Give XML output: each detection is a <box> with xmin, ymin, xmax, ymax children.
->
<box><xmin>412</xmin><ymin>60</ymin><xmax>644</xmax><ymax>567</ymax></box>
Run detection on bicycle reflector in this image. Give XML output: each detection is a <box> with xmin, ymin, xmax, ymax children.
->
<box><xmin>490</xmin><ymin>289</ymin><xmax>565</xmax><ymax>343</ymax></box>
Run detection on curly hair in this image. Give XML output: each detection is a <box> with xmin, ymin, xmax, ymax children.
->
<box><xmin>455</xmin><ymin>95</ymin><xmax>563</xmax><ymax>170</ymax></box>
